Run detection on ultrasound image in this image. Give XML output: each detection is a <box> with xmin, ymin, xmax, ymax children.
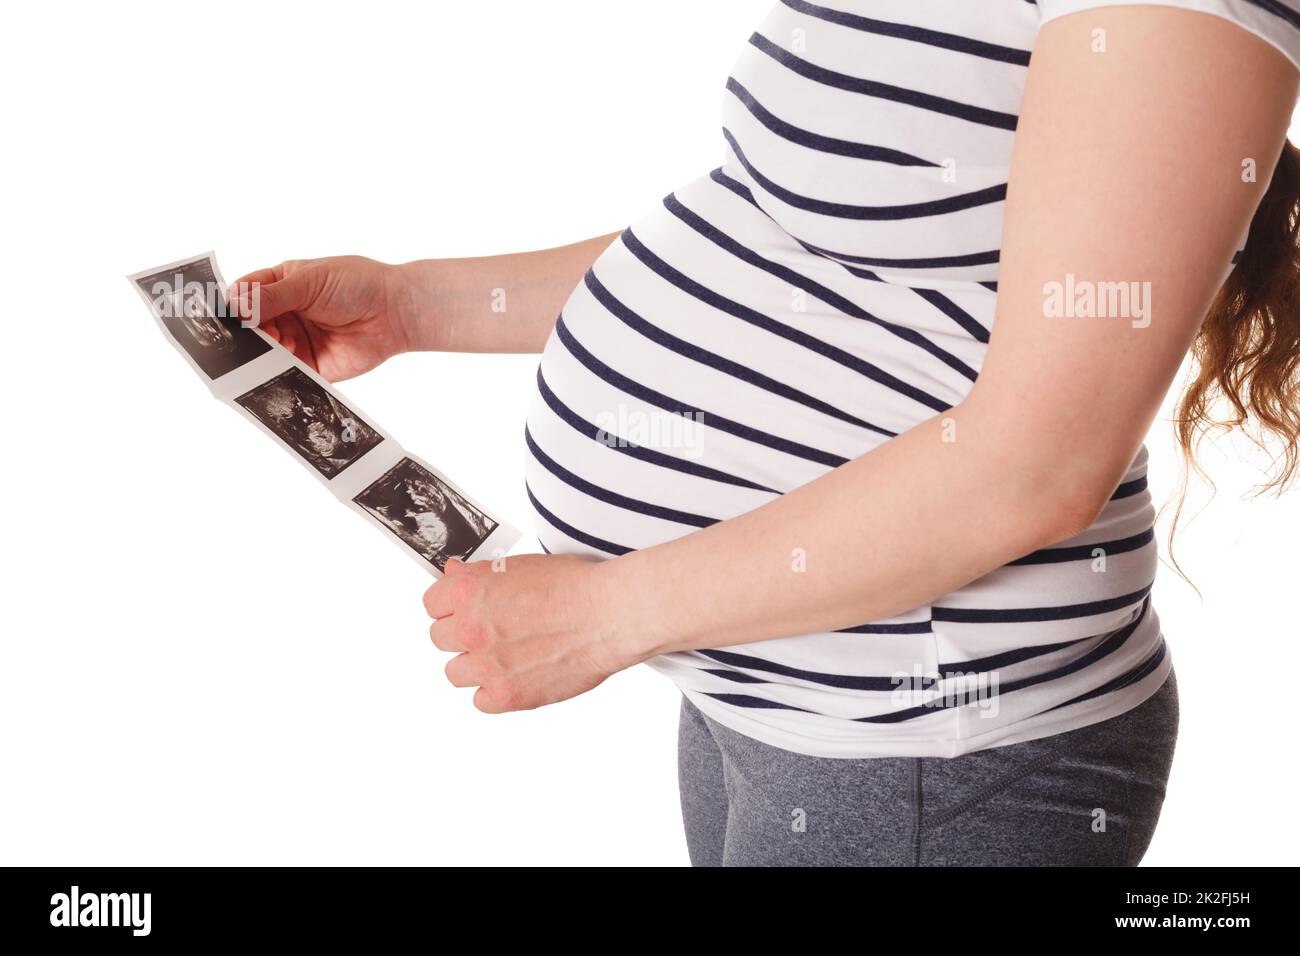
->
<box><xmin>236</xmin><ymin>367</ymin><xmax>383</xmax><ymax>478</ymax></box>
<box><xmin>353</xmin><ymin>457</ymin><xmax>498</xmax><ymax>569</ymax></box>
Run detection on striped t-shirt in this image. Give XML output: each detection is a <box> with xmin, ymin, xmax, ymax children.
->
<box><xmin>524</xmin><ymin>0</ymin><xmax>1300</xmax><ymax>758</ymax></box>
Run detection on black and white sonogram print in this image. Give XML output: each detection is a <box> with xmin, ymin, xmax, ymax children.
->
<box><xmin>353</xmin><ymin>458</ymin><xmax>498</xmax><ymax>569</ymax></box>
<box><xmin>134</xmin><ymin>257</ymin><xmax>270</xmax><ymax>379</ymax></box>
<box><xmin>236</xmin><ymin>367</ymin><xmax>383</xmax><ymax>478</ymax></box>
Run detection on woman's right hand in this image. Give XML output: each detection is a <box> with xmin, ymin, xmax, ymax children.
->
<box><xmin>232</xmin><ymin>232</ymin><xmax>621</xmax><ymax>367</ymax></box>
<box><xmin>229</xmin><ymin>256</ymin><xmax>415</xmax><ymax>382</ymax></box>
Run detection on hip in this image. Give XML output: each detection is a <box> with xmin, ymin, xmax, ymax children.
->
<box><xmin>678</xmin><ymin>669</ymin><xmax>1180</xmax><ymax>866</ymax></box>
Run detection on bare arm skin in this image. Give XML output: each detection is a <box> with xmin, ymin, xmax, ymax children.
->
<box><xmin>230</xmin><ymin>232</ymin><xmax>619</xmax><ymax>379</ymax></box>
<box><xmin>423</xmin><ymin>7</ymin><xmax>1299</xmax><ymax>714</ymax></box>
<box><xmin>392</xmin><ymin>232</ymin><xmax>621</xmax><ymax>354</ymax></box>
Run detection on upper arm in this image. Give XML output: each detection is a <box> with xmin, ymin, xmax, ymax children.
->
<box><xmin>968</xmin><ymin>4</ymin><xmax>1298</xmax><ymax>510</ymax></box>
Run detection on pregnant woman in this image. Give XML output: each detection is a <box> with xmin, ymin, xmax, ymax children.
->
<box><xmin>234</xmin><ymin>1</ymin><xmax>1300</xmax><ymax>865</ymax></box>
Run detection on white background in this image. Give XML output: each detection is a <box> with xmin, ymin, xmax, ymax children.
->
<box><xmin>1</xmin><ymin>0</ymin><xmax>1296</xmax><ymax>866</ymax></box>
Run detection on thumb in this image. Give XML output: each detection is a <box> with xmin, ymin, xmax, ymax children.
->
<box><xmin>442</xmin><ymin>558</ymin><xmax>467</xmax><ymax>577</ymax></box>
<box><xmin>233</xmin><ymin>267</ymin><xmax>315</xmax><ymax>327</ymax></box>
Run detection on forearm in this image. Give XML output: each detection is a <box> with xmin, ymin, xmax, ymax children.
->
<box><xmin>393</xmin><ymin>232</ymin><xmax>621</xmax><ymax>354</ymax></box>
<box><xmin>603</xmin><ymin>397</ymin><xmax>1101</xmax><ymax>661</ymax></box>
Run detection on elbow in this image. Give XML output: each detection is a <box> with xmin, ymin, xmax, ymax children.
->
<box><xmin>953</xmin><ymin>395</ymin><xmax>1129</xmax><ymax>550</ymax></box>
<box><xmin>1031</xmin><ymin>480</ymin><xmax>1114</xmax><ymax>547</ymax></box>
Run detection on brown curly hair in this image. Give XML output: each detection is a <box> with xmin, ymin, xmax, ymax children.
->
<box><xmin>1170</xmin><ymin>140</ymin><xmax>1300</xmax><ymax>570</ymax></box>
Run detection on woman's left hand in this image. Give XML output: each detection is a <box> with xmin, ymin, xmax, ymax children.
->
<box><xmin>422</xmin><ymin>554</ymin><xmax>645</xmax><ymax>713</ymax></box>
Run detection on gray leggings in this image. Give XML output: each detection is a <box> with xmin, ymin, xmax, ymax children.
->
<box><xmin>678</xmin><ymin>672</ymin><xmax>1179</xmax><ymax>866</ymax></box>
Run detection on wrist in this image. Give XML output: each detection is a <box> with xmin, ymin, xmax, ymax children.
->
<box><xmin>589</xmin><ymin>549</ymin><xmax>683</xmax><ymax>669</ymax></box>
<box><xmin>387</xmin><ymin>260</ymin><xmax>453</xmax><ymax>353</ymax></box>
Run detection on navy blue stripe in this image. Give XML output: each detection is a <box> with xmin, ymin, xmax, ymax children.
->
<box><xmin>621</xmin><ymin>228</ymin><xmax>951</xmax><ymax>413</ymax></box>
<box><xmin>848</xmin><ymin>692</ymin><xmax>978</xmax><ymax>723</ymax></box>
<box><xmin>585</xmin><ymin>268</ymin><xmax>894</xmax><ymax>436</ymax></box>
<box><xmin>781</xmin><ymin>0</ymin><xmax>1032</xmax><ymax>65</ymax></box>
<box><xmin>1108</xmin><ymin>641</ymin><xmax>1167</xmax><ymax>693</ymax></box>
<box><xmin>536</xmin><ymin>368</ymin><xmax>780</xmax><ymax>495</ymax></box>
<box><xmin>1009</xmin><ymin>528</ymin><xmax>1155</xmax><ymax>567</ymax></box>
<box><xmin>986</xmin><ymin>601</ymin><xmax>1150</xmax><ymax>698</ymax></box>
<box><xmin>696</xmin><ymin>594</ymin><xmax>1151</xmax><ymax>724</ymax></box>
<box><xmin>937</xmin><ymin>636</ymin><xmax>1089</xmax><ymax>675</ymax></box>
<box><xmin>724</xmin><ymin>127</ymin><xmax>1008</xmax><ymax>221</ymax></box>
<box><xmin>817</xmin><ymin>245</ymin><xmax>1001</xmax><ymax>271</ymax></box>
<box><xmin>1110</xmin><ymin>475</ymin><xmax>1148</xmax><ymax>501</ymax></box>
<box><xmin>1245</xmin><ymin>0</ymin><xmax>1300</xmax><ymax>33</ymax></box>
<box><xmin>750</xmin><ymin>32</ymin><xmax>1019</xmax><ymax>131</ymax></box>
<box><xmin>696</xmin><ymin>632</ymin><xmax>1093</xmax><ymax>697</ymax></box>
<box><xmin>837</xmin><ymin>264</ymin><xmax>883</xmax><ymax>282</ymax></box>
<box><xmin>526</xmin><ymin>427</ymin><xmax>718</xmax><ymax>529</ymax></box>
<box><xmin>710</xmin><ymin>164</ymin><xmax>762</xmax><ymax>204</ymax></box>
<box><xmin>701</xmin><ymin>693</ymin><xmax>809</xmax><ymax>713</ymax></box>
<box><xmin>1048</xmin><ymin>641</ymin><xmax>1168</xmax><ymax>712</ymax></box>
<box><xmin>554</xmin><ymin>316</ymin><xmax>849</xmax><ymax>468</ymax></box>
<box><xmin>852</xmin><ymin>602</ymin><xmax>1150</xmax><ymax>723</ymax></box>
<box><xmin>932</xmin><ymin>584</ymin><xmax>1152</xmax><ymax>625</ymax></box>
<box><xmin>836</xmin><ymin>620</ymin><xmax>933</xmax><ymax>635</ymax></box>
<box><xmin>664</xmin><ymin>192</ymin><xmax>979</xmax><ymax>382</ymax></box>
<box><xmin>525</xmin><ymin>484</ymin><xmax>632</xmax><ymax>556</ymax></box>
<box><xmin>699</xmin><ymin>648</ymin><xmax>935</xmax><ymax>692</ymax></box>
<box><xmin>709</xmin><ymin>167</ymin><xmax>1002</xmax><ymax>272</ymax></box>
<box><xmin>911</xmin><ymin>287</ymin><xmax>991</xmax><ymax>343</ymax></box>
<box><xmin>725</xmin><ymin>77</ymin><xmax>937</xmax><ymax>166</ymax></box>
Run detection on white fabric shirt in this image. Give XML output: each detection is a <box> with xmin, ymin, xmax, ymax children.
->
<box><xmin>524</xmin><ymin>0</ymin><xmax>1300</xmax><ymax>757</ymax></box>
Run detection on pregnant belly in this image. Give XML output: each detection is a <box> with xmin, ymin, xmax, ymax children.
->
<box><xmin>525</xmin><ymin>170</ymin><xmax>990</xmax><ymax>558</ymax></box>
<box><xmin>521</xmin><ymin>171</ymin><xmax>1165</xmax><ymax>754</ymax></box>
<box><xmin>526</xmin><ymin>170</ymin><xmax>1156</xmax><ymax>661</ymax></box>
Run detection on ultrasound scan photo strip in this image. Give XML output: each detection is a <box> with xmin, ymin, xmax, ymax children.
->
<box><xmin>127</xmin><ymin>252</ymin><xmax>520</xmax><ymax>575</ymax></box>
